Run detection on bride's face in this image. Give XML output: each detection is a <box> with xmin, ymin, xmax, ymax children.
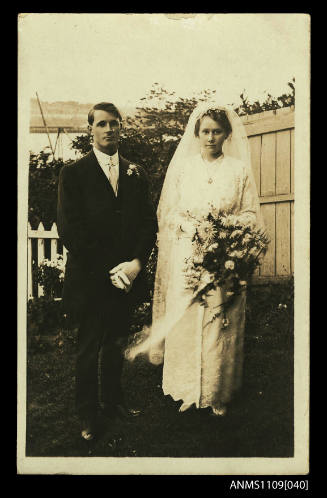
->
<box><xmin>198</xmin><ymin>116</ymin><xmax>228</xmax><ymax>155</ymax></box>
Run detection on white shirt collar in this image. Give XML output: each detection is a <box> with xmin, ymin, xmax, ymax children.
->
<box><xmin>93</xmin><ymin>146</ymin><xmax>119</xmax><ymax>168</ymax></box>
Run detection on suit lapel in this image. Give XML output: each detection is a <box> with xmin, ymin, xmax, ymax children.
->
<box><xmin>88</xmin><ymin>150</ymin><xmax>117</xmax><ymax>201</ymax></box>
<box><xmin>89</xmin><ymin>150</ymin><xmax>131</xmax><ymax>201</ymax></box>
<box><xmin>118</xmin><ymin>156</ymin><xmax>129</xmax><ymax>202</ymax></box>
<box><xmin>118</xmin><ymin>155</ymin><xmax>134</xmax><ymax>237</ymax></box>
<box><xmin>85</xmin><ymin>151</ymin><xmax>133</xmax><ymax>229</ymax></box>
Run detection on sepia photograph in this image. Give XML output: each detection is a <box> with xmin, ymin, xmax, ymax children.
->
<box><xmin>17</xmin><ymin>13</ymin><xmax>310</xmax><ymax>475</ymax></box>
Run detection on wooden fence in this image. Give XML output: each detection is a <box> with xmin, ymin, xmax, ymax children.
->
<box><xmin>27</xmin><ymin>107</ymin><xmax>294</xmax><ymax>298</ymax></box>
<box><xmin>243</xmin><ymin>107</ymin><xmax>294</xmax><ymax>281</ymax></box>
<box><xmin>28</xmin><ymin>222</ymin><xmax>67</xmax><ymax>299</ymax></box>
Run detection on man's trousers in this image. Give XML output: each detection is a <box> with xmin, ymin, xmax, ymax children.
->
<box><xmin>75</xmin><ymin>293</ymin><xmax>131</xmax><ymax>420</ymax></box>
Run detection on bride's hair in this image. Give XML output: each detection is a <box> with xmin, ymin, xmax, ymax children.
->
<box><xmin>194</xmin><ymin>109</ymin><xmax>232</xmax><ymax>138</ymax></box>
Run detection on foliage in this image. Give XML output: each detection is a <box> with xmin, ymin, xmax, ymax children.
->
<box><xmin>144</xmin><ymin>244</ymin><xmax>158</xmax><ymax>296</ymax></box>
<box><xmin>29</xmin><ymin>80</ymin><xmax>295</xmax><ymax>222</ymax></box>
<box><xmin>130</xmin><ymin>301</ymin><xmax>152</xmax><ymax>335</ymax></box>
<box><xmin>246</xmin><ymin>277</ymin><xmax>294</xmax><ymax>341</ymax></box>
<box><xmin>26</xmin><ymin>279</ymin><xmax>294</xmax><ymax>457</ymax></box>
<box><xmin>70</xmin><ymin>133</ymin><xmax>92</xmax><ymax>156</ymax></box>
<box><xmin>34</xmin><ymin>256</ymin><xmax>65</xmax><ymax>299</ymax></box>
<box><xmin>27</xmin><ymin>295</ymin><xmax>78</xmax><ymax>353</ymax></box>
<box><xmin>234</xmin><ymin>78</ymin><xmax>295</xmax><ymax>116</ymax></box>
<box><xmin>27</xmin><ymin>297</ymin><xmax>64</xmax><ymax>352</ymax></box>
<box><xmin>28</xmin><ymin>151</ymin><xmax>72</xmax><ymax>229</ymax></box>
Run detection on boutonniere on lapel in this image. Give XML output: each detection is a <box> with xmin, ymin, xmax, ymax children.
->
<box><xmin>126</xmin><ymin>164</ymin><xmax>140</xmax><ymax>177</ymax></box>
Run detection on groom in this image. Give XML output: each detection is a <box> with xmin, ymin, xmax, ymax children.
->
<box><xmin>57</xmin><ymin>102</ymin><xmax>157</xmax><ymax>440</ymax></box>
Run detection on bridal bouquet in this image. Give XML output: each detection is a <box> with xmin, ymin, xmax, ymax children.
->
<box><xmin>183</xmin><ymin>207</ymin><xmax>269</xmax><ymax>324</ymax></box>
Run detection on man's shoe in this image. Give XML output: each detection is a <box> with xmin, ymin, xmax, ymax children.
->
<box><xmin>114</xmin><ymin>404</ymin><xmax>142</xmax><ymax>420</ymax></box>
<box><xmin>80</xmin><ymin>417</ymin><xmax>98</xmax><ymax>441</ymax></box>
<box><xmin>115</xmin><ymin>404</ymin><xmax>142</xmax><ymax>419</ymax></box>
<box><xmin>101</xmin><ymin>403</ymin><xmax>141</xmax><ymax>421</ymax></box>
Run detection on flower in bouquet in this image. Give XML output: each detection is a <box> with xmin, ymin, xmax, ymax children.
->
<box><xmin>228</xmin><ymin>250</ymin><xmax>245</xmax><ymax>259</ymax></box>
<box><xmin>193</xmin><ymin>254</ymin><xmax>204</xmax><ymax>264</ymax></box>
<box><xmin>184</xmin><ymin>258</ymin><xmax>203</xmax><ymax>291</ymax></box>
<box><xmin>196</xmin><ymin>219</ymin><xmax>217</xmax><ymax>245</ymax></box>
<box><xmin>220</xmin><ymin>213</ymin><xmax>238</xmax><ymax>227</ymax></box>
<box><xmin>242</xmin><ymin>233</ymin><xmax>253</xmax><ymax>245</ymax></box>
<box><xmin>224</xmin><ymin>260</ymin><xmax>235</xmax><ymax>270</ymax></box>
<box><xmin>248</xmin><ymin>247</ymin><xmax>260</xmax><ymax>258</ymax></box>
<box><xmin>208</xmin><ymin>243</ymin><xmax>219</xmax><ymax>252</ymax></box>
<box><xmin>218</xmin><ymin>230</ymin><xmax>228</xmax><ymax>239</ymax></box>
<box><xmin>230</xmin><ymin>229</ymin><xmax>243</xmax><ymax>239</ymax></box>
<box><xmin>201</xmin><ymin>270</ymin><xmax>214</xmax><ymax>285</ymax></box>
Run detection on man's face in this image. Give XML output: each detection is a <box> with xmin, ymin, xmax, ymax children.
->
<box><xmin>90</xmin><ymin>110</ymin><xmax>121</xmax><ymax>154</ymax></box>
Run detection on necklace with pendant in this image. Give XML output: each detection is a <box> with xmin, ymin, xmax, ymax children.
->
<box><xmin>207</xmin><ymin>166</ymin><xmax>214</xmax><ymax>183</ymax></box>
<box><xmin>203</xmin><ymin>153</ymin><xmax>223</xmax><ymax>184</ymax></box>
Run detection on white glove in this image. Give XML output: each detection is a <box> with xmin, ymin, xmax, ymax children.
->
<box><xmin>110</xmin><ymin>270</ymin><xmax>131</xmax><ymax>293</ymax></box>
<box><xmin>109</xmin><ymin>259</ymin><xmax>142</xmax><ymax>293</ymax></box>
<box><xmin>110</xmin><ymin>259</ymin><xmax>141</xmax><ymax>281</ymax></box>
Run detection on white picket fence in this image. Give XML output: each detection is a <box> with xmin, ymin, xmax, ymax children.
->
<box><xmin>28</xmin><ymin>222</ymin><xmax>67</xmax><ymax>299</ymax></box>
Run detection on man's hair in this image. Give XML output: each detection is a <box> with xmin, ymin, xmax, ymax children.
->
<box><xmin>88</xmin><ymin>102</ymin><xmax>123</xmax><ymax>125</ymax></box>
<box><xmin>194</xmin><ymin>109</ymin><xmax>232</xmax><ymax>137</ymax></box>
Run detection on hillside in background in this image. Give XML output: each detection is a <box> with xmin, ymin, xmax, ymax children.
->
<box><xmin>30</xmin><ymin>99</ymin><xmax>137</xmax><ymax>128</ymax></box>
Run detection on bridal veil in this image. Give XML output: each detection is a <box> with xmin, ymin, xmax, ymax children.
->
<box><xmin>127</xmin><ymin>101</ymin><xmax>263</xmax><ymax>364</ymax></box>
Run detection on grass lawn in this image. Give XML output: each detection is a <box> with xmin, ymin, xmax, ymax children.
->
<box><xmin>26</xmin><ymin>282</ymin><xmax>294</xmax><ymax>458</ymax></box>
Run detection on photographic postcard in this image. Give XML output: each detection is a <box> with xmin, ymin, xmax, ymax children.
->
<box><xmin>17</xmin><ymin>13</ymin><xmax>310</xmax><ymax>476</ymax></box>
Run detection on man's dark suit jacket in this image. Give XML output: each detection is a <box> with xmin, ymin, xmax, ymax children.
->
<box><xmin>57</xmin><ymin>150</ymin><xmax>158</xmax><ymax>323</ymax></box>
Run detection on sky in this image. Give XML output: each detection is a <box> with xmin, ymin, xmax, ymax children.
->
<box><xmin>19</xmin><ymin>13</ymin><xmax>309</xmax><ymax>108</ymax></box>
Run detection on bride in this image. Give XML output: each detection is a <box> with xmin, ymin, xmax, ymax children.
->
<box><xmin>127</xmin><ymin>101</ymin><xmax>263</xmax><ymax>417</ymax></box>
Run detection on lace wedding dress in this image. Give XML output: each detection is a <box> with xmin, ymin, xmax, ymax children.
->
<box><xmin>161</xmin><ymin>153</ymin><xmax>258</xmax><ymax>410</ymax></box>
<box><xmin>127</xmin><ymin>102</ymin><xmax>263</xmax><ymax>412</ymax></box>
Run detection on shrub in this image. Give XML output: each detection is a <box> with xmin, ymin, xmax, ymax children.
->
<box><xmin>28</xmin><ymin>151</ymin><xmax>70</xmax><ymax>229</ymax></box>
<box><xmin>245</xmin><ymin>277</ymin><xmax>294</xmax><ymax>346</ymax></box>
<box><xmin>130</xmin><ymin>301</ymin><xmax>152</xmax><ymax>334</ymax></box>
<box><xmin>27</xmin><ymin>297</ymin><xmax>63</xmax><ymax>352</ymax></box>
<box><xmin>27</xmin><ymin>297</ymin><xmax>65</xmax><ymax>336</ymax></box>
<box><xmin>34</xmin><ymin>256</ymin><xmax>65</xmax><ymax>299</ymax></box>
<box><xmin>144</xmin><ymin>244</ymin><xmax>158</xmax><ymax>297</ymax></box>
<box><xmin>29</xmin><ymin>81</ymin><xmax>295</xmax><ymax>227</ymax></box>
<box><xmin>26</xmin><ymin>295</ymin><xmax>78</xmax><ymax>353</ymax></box>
